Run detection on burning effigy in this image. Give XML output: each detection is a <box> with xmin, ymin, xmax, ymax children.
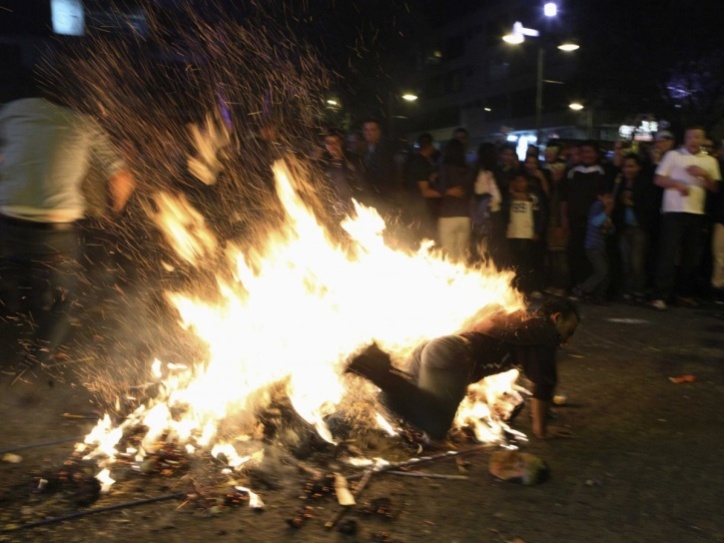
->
<box><xmin>4</xmin><ymin>3</ymin><xmax>536</xmax><ymax>534</ymax></box>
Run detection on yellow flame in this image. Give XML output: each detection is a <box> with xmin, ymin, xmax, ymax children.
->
<box><xmin>84</xmin><ymin>159</ymin><xmax>525</xmax><ymax>489</ymax></box>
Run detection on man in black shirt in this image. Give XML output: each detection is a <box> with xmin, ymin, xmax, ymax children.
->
<box><xmin>347</xmin><ymin>298</ymin><xmax>579</xmax><ymax>440</ymax></box>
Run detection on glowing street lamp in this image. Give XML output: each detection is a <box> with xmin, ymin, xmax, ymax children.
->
<box><xmin>544</xmin><ymin>2</ymin><xmax>558</xmax><ymax>18</ymax></box>
<box><xmin>388</xmin><ymin>92</ymin><xmax>419</xmax><ymax>138</ymax></box>
<box><xmin>569</xmin><ymin>102</ymin><xmax>593</xmax><ymax>137</ymax></box>
<box><xmin>503</xmin><ymin>20</ymin><xmax>579</xmax><ymax>143</ymax></box>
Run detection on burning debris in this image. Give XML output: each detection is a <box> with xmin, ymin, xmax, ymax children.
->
<box><xmin>0</xmin><ymin>2</ymin><xmax>556</xmax><ymax>537</ymax></box>
<box><xmin>488</xmin><ymin>451</ymin><xmax>549</xmax><ymax>485</ymax></box>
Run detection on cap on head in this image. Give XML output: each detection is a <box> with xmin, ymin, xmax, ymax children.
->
<box><xmin>655</xmin><ymin>130</ymin><xmax>674</xmax><ymax>141</ymax></box>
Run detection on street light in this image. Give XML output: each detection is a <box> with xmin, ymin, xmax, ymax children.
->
<box><xmin>569</xmin><ymin>102</ymin><xmax>593</xmax><ymax>138</ymax></box>
<box><xmin>388</xmin><ymin>92</ymin><xmax>419</xmax><ymax>140</ymax></box>
<box><xmin>503</xmin><ymin>21</ymin><xmax>579</xmax><ymax>145</ymax></box>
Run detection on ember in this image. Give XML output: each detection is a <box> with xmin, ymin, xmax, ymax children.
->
<box><xmin>28</xmin><ymin>2</ymin><xmax>530</xmax><ymax>520</ymax></box>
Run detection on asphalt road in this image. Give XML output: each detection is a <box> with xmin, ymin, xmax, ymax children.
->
<box><xmin>1</xmin><ymin>298</ymin><xmax>723</xmax><ymax>543</ymax></box>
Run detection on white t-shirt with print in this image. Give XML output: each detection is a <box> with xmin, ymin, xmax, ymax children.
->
<box><xmin>656</xmin><ymin>148</ymin><xmax>721</xmax><ymax>214</ymax></box>
<box><xmin>507</xmin><ymin>199</ymin><xmax>535</xmax><ymax>239</ymax></box>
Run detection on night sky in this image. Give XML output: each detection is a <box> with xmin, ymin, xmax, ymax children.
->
<box><xmin>1</xmin><ymin>0</ymin><xmax>723</xmax><ymax>134</ymax></box>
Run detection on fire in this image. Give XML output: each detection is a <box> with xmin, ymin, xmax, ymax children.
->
<box><xmin>81</xmin><ymin>159</ymin><xmax>525</xmax><ymax>490</ymax></box>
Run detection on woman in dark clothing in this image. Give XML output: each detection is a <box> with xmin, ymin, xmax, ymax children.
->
<box><xmin>612</xmin><ymin>153</ymin><xmax>659</xmax><ymax>302</ymax></box>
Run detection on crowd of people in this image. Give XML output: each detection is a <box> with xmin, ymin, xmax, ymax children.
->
<box><xmin>313</xmin><ymin>121</ymin><xmax>723</xmax><ymax>310</ymax></box>
<box><xmin>2</xmin><ymin>75</ymin><xmax>722</xmax><ymax>387</ymax></box>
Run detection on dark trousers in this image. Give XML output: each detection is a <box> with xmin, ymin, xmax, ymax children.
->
<box><xmin>654</xmin><ymin>213</ymin><xmax>706</xmax><ymax>300</ymax></box>
<box><xmin>619</xmin><ymin>226</ymin><xmax>649</xmax><ymax>296</ymax></box>
<box><xmin>545</xmin><ymin>249</ymin><xmax>569</xmax><ymax>291</ymax></box>
<box><xmin>508</xmin><ymin>238</ymin><xmax>539</xmax><ymax>293</ymax></box>
<box><xmin>567</xmin><ymin>225</ymin><xmax>591</xmax><ymax>287</ymax></box>
<box><xmin>0</xmin><ymin>220</ymin><xmax>81</xmax><ymax>366</ymax></box>
<box><xmin>580</xmin><ymin>247</ymin><xmax>610</xmax><ymax>295</ymax></box>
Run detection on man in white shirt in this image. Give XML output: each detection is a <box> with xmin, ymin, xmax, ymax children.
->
<box><xmin>0</xmin><ymin>77</ymin><xmax>135</xmax><ymax>383</ymax></box>
<box><xmin>650</xmin><ymin>126</ymin><xmax>721</xmax><ymax>310</ymax></box>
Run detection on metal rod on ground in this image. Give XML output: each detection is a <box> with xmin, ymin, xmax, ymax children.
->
<box><xmin>345</xmin><ymin>442</ymin><xmax>492</xmax><ymax>481</ymax></box>
<box><xmin>324</xmin><ymin>469</ymin><xmax>373</xmax><ymax>530</ymax></box>
<box><xmin>0</xmin><ymin>436</ymin><xmax>87</xmax><ymax>455</ymax></box>
<box><xmin>324</xmin><ymin>443</ymin><xmax>490</xmax><ymax>530</ymax></box>
<box><xmin>387</xmin><ymin>471</ymin><xmax>469</xmax><ymax>480</ymax></box>
<box><xmin>0</xmin><ymin>492</ymin><xmax>188</xmax><ymax>533</ymax></box>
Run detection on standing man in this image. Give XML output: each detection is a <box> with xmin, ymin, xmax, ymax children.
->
<box><xmin>403</xmin><ymin>132</ymin><xmax>440</xmax><ymax>243</ymax></box>
<box><xmin>0</xmin><ymin>74</ymin><xmax>135</xmax><ymax>383</ymax></box>
<box><xmin>360</xmin><ymin>117</ymin><xmax>400</xmax><ymax>213</ymax></box>
<box><xmin>650</xmin><ymin>126</ymin><xmax>721</xmax><ymax>310</ymax></box>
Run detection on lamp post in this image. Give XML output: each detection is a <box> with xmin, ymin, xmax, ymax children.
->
<box><xmin>569</xmin><ymin>102</ymin><xmax>593</xmax><ymax>138</ymax></box>
<box><xmin>503</xmin><ymin>20</ymin><xmax>579</xmax><ymax>145</ymax></box>
<box><xmin>388</xmin><ymin>92</ymin><xmax>418</xmax><ymax>141</ymax></box>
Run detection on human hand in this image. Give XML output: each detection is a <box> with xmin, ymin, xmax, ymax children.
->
<box><xmin>446</xmin><ymin>186</ymin><xmax>465</xmax><ymax>198</ymax></box>
<box><xmin>677</xmin><ymin>181</ymin><xmax>690</xmax><ymax>195</ymax></box>
<box><xmin>686</xmin><ymin>165</ymin><xmax>706</xmax><ymax>177</ymax></box>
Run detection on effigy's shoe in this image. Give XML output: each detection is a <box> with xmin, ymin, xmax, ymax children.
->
<box><xmin>346</xmin><ymin>343</ymin><xmax>392</xmax><ymax>382</ymax></box>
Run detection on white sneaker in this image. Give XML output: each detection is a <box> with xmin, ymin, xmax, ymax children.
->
<box><xmin>650</xmin><ymin>299</ymin><xmax>667</xmax><ymax>311</ymax></box>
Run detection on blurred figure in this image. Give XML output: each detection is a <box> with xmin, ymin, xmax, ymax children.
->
<box><xmin>451</xmin><ymin>126</ymin><xmax>475</xmax><ymax>165</ymax></box>
<box><xmin>436</xmin><ymin>138</ymin><xmax>474</xmax><ymax>263</ymax></box>
<box><xmin>651</xmin><ymin>126</ymin><xmax>722</xmax><ymax>310</ymax></box>
<box><xmin>498</xmin><ymin>143</ymin><xmax>520</xmax><ymax>195</ymax></box>
<box><xmin>345</xmin><ymin>129</ymin><xmax>366</xmax><ymax>159</ymax></box>
<box><xmin>505</xmin><ymin>173</ymin><xmax>546</xmax><ymax>297</ymax></box>
<box><xmin>649</xmin><ymin>130</ymin><xmax>676</xmax><ymax>170</ymax></box>
<box><xmin>0</xmin><ymin>74</ymin><xmax>135</xmax><ymax>383</ymax></box>
<box><xmin>571</xmin><ymin>188</ymin><xmax>616</xmax><ymax>304</ymax></box>
<box><xmin>315</xmin><ymin>128</ymin><xmax>365</xmax><ymax>218</ymax></box>
<box><xmin>543</xmin><ymin>158</ymin><xmax>570</xmax><ymax>296</ymax></box>
<box><xmin>612</xmin><ymin>153</ymin><xmax>658</xmax><ymax>303</ymax></box>
<box><xmin>403</xmin><ymin>132</ymin><xmax>441</xmax><ymax>244</ymax></box>
<box><xmin>360</xmin><ymin>117</ymin><xmax>400</xmax><ymax>212</ymax></box>
<box><xmin>560</xmin><ymin>140</ymin><xmax>609</xmax><ymax>290</ymax></box>
<box><xmin>471</xmin><ymin>143</ymin><xmax>502</xmax><ymax>264</ymax></box>
<box><xmin>523</xmin><ymin>154</ymin><xmax>551</xmax><ymax>198</ymax></box>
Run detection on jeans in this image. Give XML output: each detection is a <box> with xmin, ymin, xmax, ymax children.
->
<box><xmin>406</xmin><ymin>336</ymin><xmax>475</xmax><ymax>411</ymax></box>
<box><xmin>567</xmin><ymin>225</ymin><xmax>592</xmax><ymax>287</ymax></box>
<box><xmin>545</xmin><ymin>249</ymin><xmax>569</xmax><ymax>291</ymax></box>
<box><xmin>654</xmin><ymin>212</ymin><xmax>705</xmax><ymax>299</ymax></box>
<box><xmin>712</xmin><ymin>223</ymin><xmax>724</xmax><ymax>290</ymax></box>
<box><xmin>438</xmin><ymin>216</ymin><xmax>471</xmax><ymax>263</ymax></box>
<box><xmin>580</xmin><ymin>247</ymin><xmax>609</xmax><ymax>295</ymax></box>
<box><xmin>619</xmin><ymin>225</ymin><xmax>649</xmax><ymax>295</ymax></box>
<box><xmin>0</xmin><ymin>221</ymin><xmax>81</xmax><ymax>365</ymax></box>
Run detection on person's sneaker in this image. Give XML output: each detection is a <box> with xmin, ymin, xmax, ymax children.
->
<box><xmin>650</xmin><ymin>299</ymin><xmax>667</xmax><ymax>311</ymax></box>
<box><xmin>568</xmin><ymin>287</ymin><xmax>583</xmax><ymax>302</ymax></box>
<box><xmin>346</xmin><ymin>343</ymin><xmax>392</xmax><ymax>382</ymax></box>
<box><xmin>675</xmin><ymin>296</ymin><xmax>700</xmax><ymax>308</ymax></box>
<box><xmin>714</xmin><ymin>289</ymin><xmax>724</xmax><ymax>305</ymax></box>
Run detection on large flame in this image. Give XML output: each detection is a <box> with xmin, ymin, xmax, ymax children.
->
<box><xmin>79</xmin><ymin>159</ymin><xmax>526</xmax><ymax>489</ymax></box>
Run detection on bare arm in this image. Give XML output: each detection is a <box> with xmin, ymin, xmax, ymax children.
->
<box><xmin>108</xmin><ymin>169</ymin><xmax>136</xmax><ymax>213</ymax></box>
<box><xmin>531</xmin><ymin>398</ymin><xmax>550</xmax><ymax>438</ymax></box>
<box><xmin>417</xmin><ymin>180</ymin><xmax>442</xmax><ymax>199</ymax></box>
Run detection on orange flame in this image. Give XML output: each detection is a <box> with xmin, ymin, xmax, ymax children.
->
<box><xmin>83</xmin><ymin>159</ymin><xmax>525</xmax><ymax>490</ymax></box>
